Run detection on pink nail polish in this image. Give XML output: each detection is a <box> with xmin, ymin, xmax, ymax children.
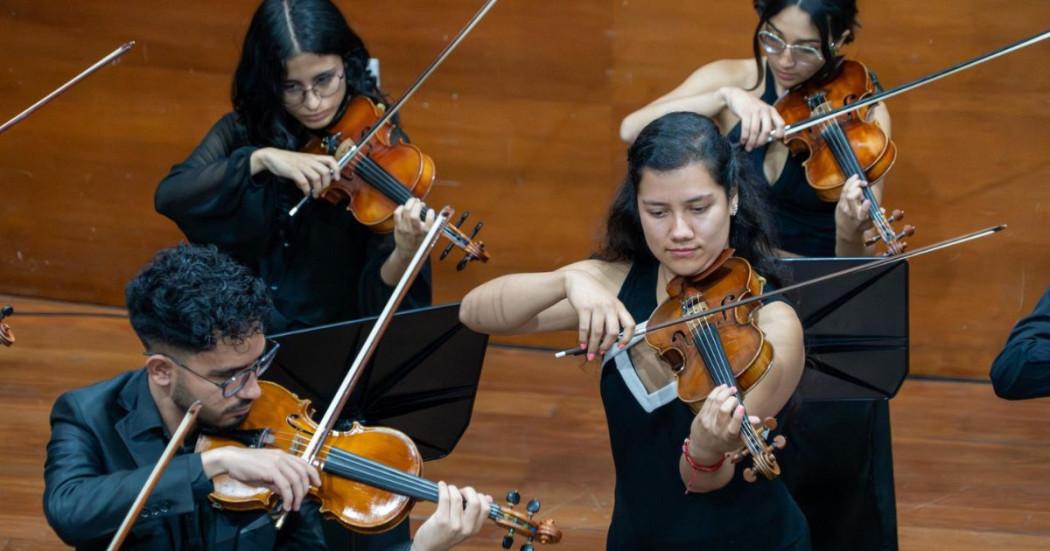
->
<box><xmin>587</xmin><ymin>353</ymin><xmax>595</xmax><ymax>361</ymax></box>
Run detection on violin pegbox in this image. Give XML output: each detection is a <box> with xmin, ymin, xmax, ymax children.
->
<box><xmin>728</xmin><ymin>417</ymin><xmax>786</xmax><ymax>483</ymax></box>
<box><xmin>497</xmin><ymin>489</ymin><xmax>561</xmax><ymax>550</ymax></box>
<box><xmin>438</xmin><ymin>210</ymin><xmax>489</xmax><ymax>270</ymax></box>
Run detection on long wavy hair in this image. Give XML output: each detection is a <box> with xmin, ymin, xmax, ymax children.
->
<box><xmin>232</xmin><ymin>0</ymin><xmax>386</xmax><ymax>148</ymax></box>
<box><xmin>749</xmin><ymin>0</ymin><xmax>859</xmax><ymax>89</ymax></box>
<box><xmin>595</xmin><ymin>112</ymin><xmax>784</xmax><ymax>286</ymax></box>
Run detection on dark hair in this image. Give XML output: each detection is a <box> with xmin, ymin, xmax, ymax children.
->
<box><xmin>125</xmin><ymin>244</ymin><xmax>273</xmax><ymax>352</ymax></box>
<box><xmin>749</xmin><ymin>0</ymin><xmax>859</xmax><ymax>89</ymax></box>
<box><xmin>596</xmin><ymin>112</ymin><xmax>783</xmax><ymax>285</ymax></box>
<box><xmin>232</xmin><ymin>0</ymin><xmax>386</xmax><ymax>148</ymax></box>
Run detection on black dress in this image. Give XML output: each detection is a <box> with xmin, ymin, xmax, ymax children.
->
<box><xmin>601</xmin><ymin>257</ymin><xmax>810</xmax><ymax>550</ymax></box>
<box><xmin>727</xmin><ymin>64</ymin><xmax>837</xmax><ymax>257</ymax></box>
<box><xmin>155</xmin><ymin>112</ymin><xmax>431</xmax><ymax>333</ymax></box>
<box><xmin>729</xmin><ymin>65</ymin><xmax>899</xmax><ymax>550</ymax></box>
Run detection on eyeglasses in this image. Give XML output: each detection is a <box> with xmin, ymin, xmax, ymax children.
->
<box><xmin>281</xmin><ymin>71</ymin><xmax>345</xmax><ymax>106</ymax></box>
<box><xmin>757</xmin><ymin>29</ymin><xmax>825</xmax><ymax>67</ymax></box>
<box><xmin>147</xmin><ymin>339</ymin><xmax>281</xmax><ymax>398</ymax></box>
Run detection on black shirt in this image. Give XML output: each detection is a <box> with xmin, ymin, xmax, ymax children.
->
<box><xmin>600</xmin><ymin>257</ymin><xmax>810</xmax><ymax>549</ymax></box>
<box><xmin>155</xmin><ymin>113</ymin><xmax>431</xmax><ymax>332</ymax></box>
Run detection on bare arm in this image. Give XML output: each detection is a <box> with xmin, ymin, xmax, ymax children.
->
<box><xmin>460</xmin><ymin>260</ymin><xmax>634</xmax><ymax>359</ymax></box>
<box><xmin>679</xmin><ymin>301</ymin><xmax>804</xmax><ymax>492</ymax></box>
<box><xmin>620</xmin><ymin>59</ymin><xmax>756</xmax><ymax>143</ymax></box>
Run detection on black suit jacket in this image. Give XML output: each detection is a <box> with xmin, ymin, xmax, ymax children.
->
<box><xmin>991</xmin><ymin>286</ymin><xmax>1050</xmax><ymax>400</ymax></box>
<box><xmin>43</xmin><ymin>369</ymin><xmax>327</xmax><ymax>550</ymax></box>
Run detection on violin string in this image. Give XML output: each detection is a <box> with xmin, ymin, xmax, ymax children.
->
<box><xmin>813</xmin><ymin>100</ymin><xmax>897</xmax><ymax>244</ymax></box>
<box><xmin>352</xmin><ymin>156</ymin><xmax>472</xmax><ymax>252</ymax></box>
<box><xmin>227</xmin><ymin>432</ymin><xmax>519</xmax><ymax>525</ymax></box>
<box><xmin>684</xmin><ymin>296</ymin><xmax>765</xmax><ymax>454</ymax></box>
<box><xmin>688</xmin><ymin>314</ymin><xmax>764</xmax><ymax>456</ymax></box>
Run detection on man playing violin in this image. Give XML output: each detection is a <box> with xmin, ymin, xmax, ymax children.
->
<box><xmin>155</xmin><ymin>0</ymin><xmax>434</xmax><ymax>333</ymax></box>
<box><xmin>991</xmin><ymin>286</ymin><xmax>1050</xmax><ymax>400</ymax></box>
<box><xmin>43</xmin><ymin>244</ymin><xmax>491</xmax><ymax>550</ymax></box>
<box><xmin>460</xmin><ymin>113</ymin><xmax>810</xmax><ymax>548</ymax></box>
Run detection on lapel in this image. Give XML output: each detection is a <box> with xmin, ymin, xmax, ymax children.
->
<box><xmin>114</xmin><ymin>370</ymin><xmax>168</xmax><ymax>469</ymax></box>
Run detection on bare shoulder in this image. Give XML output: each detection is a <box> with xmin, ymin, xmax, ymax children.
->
<box><xmin>557</xmin><ymin>259</ymin><xmax>631</xmax><ymax>291</ymax></box>
<box><xmin>753</xmin><ymin>300</ymin><xmax>802</xmax><ymax>338</ymax></box>
<box><xmin>682</xmin><ymin>58</ymin><xmax>761</xmax><ymax>92</ymax></box>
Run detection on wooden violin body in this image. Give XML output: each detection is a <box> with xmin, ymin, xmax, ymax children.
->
<box><xmin>197</xmin><ymin>382</ymin><xmax>561</xmax><ymax>544</ymax></box>
<box><xmin>646</xmin><ymin>256</ymin><xmax>773</xmax><ymax>411</ymax></box>
<box><xmin>776</xmin><ymin>60</ymin><xmax>896</xmax><ymax>203</ymax></box>
<box><xmin>305</xmin><ymin>96</ymin><xmax>436</xmax><ymax>233</ymax></box>
<box><xmin>645</xmin><ymin>254</ymin><xmax>785</xmax><ymax>481</ymax></box>
<box><xmin>198</xmin><ymin>381</ymin><xmax>421</xmax><ymax>533</ymax></box>
<box><xmin>302</xmin><ymin>96</ymin><xmax>488</xmax><ymax>268</ymax></box>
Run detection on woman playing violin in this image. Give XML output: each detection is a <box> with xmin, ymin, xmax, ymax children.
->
<box><xmin>156</xmin><ymin>0</ymin><xmax>433</xmax><ymax>332</ymax></box>
<box><xmin>460</xmin><ymin>113</ymin><xmax>809</xmax><ymax>549</ymax></box>
<box><xmin>620</xmin><ymin>0</ymin><xmax>886</xmax><ymax>258</ymax></box>
<box><xmin>622</xmin><ymin>4</ymin><xmax>900</xmax><ymax>548</ymax></box>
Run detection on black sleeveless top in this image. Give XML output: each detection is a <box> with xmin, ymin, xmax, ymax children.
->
<box><xmin>600</xmin><ymin>257</ymin><xmax>809</xmax><ymax>549</ymax></box>
<box><xmin>728</xmin><ymin>64</ymin><xmax>837</xmax><ymax>257</ymax></box>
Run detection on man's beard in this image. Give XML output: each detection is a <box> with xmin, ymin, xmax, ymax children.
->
<box><xmin>171</xmin><ymin>377</ymin><xmax>252</xmax><ymax>429</ymax></box>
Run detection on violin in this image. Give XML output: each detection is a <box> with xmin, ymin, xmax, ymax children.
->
<box><xmin>775</xmin><ymin>60</ymin><xmax>914</xmax><ymax>255</ymax></box>
<box><xmin>644</xmin><ymin>251</ymin><xmax>786</xmax><ymax>482</ymax></box>
<box><xmin>0</xmin><ymin>305</ymin><xmax>14</xmax><ymax>347</ymax></box>
<box><xmin>301</xmin><ymin>96</ymin><xmax>490</xmax><ymax>271</ymax></box>
<box><xmin>197</xmin><ymin>381</ymin><xmax>561</xmax><ymax>547</ymax></box>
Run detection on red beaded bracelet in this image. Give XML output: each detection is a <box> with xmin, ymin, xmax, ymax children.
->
<box><xmin>682</xmin><ymin>439</ymin><xmax>726</xmax><ymax>494</ymax></box>
<box><xmin>682</xmin><ymin>438</ymin><xmax>726</xmax><ymax>472</ymax></box>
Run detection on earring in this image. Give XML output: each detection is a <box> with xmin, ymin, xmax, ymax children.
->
<box><xmin>730</xmin><ymin>200</ymin><xmax>739</xmax><ymax>216</ymax></box>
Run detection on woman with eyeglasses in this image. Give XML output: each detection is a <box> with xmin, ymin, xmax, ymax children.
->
<box><xmin>155</xmin><ymin>0</ymin><xmax>433</xmax><ymax>333</ymax></box>
<box><xmin>620</xmin><ymin>3</ymin><xmax>899</xmax><ymax>550</ymax></box>
<box><xmin>620</xmin><ymin>0</ymin><xmax>885</xmax><ymax>258</ymax></box>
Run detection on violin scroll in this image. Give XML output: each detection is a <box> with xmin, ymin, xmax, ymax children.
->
<box><xmin>727</xmin><ymin>417</ymin><xmax>786</xmax><ymax>483</ymax></box>
<box><xmin>498</xmin><ymin>490</ymin><xmax>562</xmax><ymax>549</ymax></box>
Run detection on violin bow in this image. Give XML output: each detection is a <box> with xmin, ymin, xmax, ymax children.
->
<box><xmin>0</xmin><ymin>41</ymin><xmax>136</xmax><ymax>135</ymax></box>
<box><xmin>107</xmin><ymin>401</ymin><xmax>202</xmax><ymax>551</ymax></box>
<box><xmin>273</xmin><ymin>207</ymin><xmax>453</xmax><ymax>529</ymax></box>
<box><xmin>776</xmin><ymin>28</ymin><xmax>1050</xmax><ymax>139</ymax></box>
<box><xmin>554</xmin><ymin>224</ymin><xmax>1007</xmax><ymax>358</ymax></box>
<box><xmin>289</xmin><ymin>0</ymin><xmax>500</xmax><ymax>216</ymax></box>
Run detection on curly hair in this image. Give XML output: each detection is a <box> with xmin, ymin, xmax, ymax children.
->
<box><xmin>595</xmin><ymin>112</ymin><xmax>785</xmax><ymax>286</ymax></box>
<box><xmin>232</xmin><ymin>0</ymin><xmax>388</xmax><ymax>149</ymax></box>
<box><xmin>125</xmin><ymin>244</ymin><xmax>273</xmax><ymax>352</ymax></box>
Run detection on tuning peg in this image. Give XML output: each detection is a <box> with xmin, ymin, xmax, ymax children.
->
<box><xmin>864</xmin><ymin>234</ymin><xmax>883</xmax><ymax>247</ymax></box>
<box><xmin>772</xmin><ymin>435</ymin><xmax>787</xmax><ymax>450</ymax></box>
<box><xmin>439</xmin><ymin>242</ymin><xmax>456</xmax><ymax>261</ymax></box>
<box><xmin>743</xmin><ymin>467</ymin><xmax>757</xmax><ymax>483</ymax></box>
<box><xmin>887</xmin><ymin>209</ymin><xmax>905</xmax><ymax>223</ymax></box>
<box><xmin>0</xmin><ymin>305</ymin><xmax>13</xmax><ymax>320</ymax></box>
<box><xmin>456</xmin><ymin>256</ymin><xmax>471</xmax><ymax>271</ymax></box>
<box><xmin>469</xmin><ymin>221</ymin><xmax>483</xmax><ymax>239</ymax></box>
<box><xmin>526</xmin><ymin>499</ymin><xmax>540</xmax><ymax>515</ymax></box>
<box><xmin>520</xmin><ymin>544</ymin><xmax>534</xmax><ymax>551</ymax></box>
<box><xmin>502</xmin><ymin>535</ymin><xmax>514</xmax><ymax>549</ymax></box>
<box><xmin>455</xmin><ymin>211</ymin><xmax>471</xmax><ymax>227</ymax></box>
<box><xmin>506</xmin><ymin>490</ymin><xmax>520</xmax><ymax>506</ymax></box>
<box><xmin>898</xmin><ymin>225</ymin><xmax>916</xmax><ymax>239</ymax></box>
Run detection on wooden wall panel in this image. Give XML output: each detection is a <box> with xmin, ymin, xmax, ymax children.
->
<box><xmin>0</xmin><ymin>0</ymin><xmax>1047</xmax><ymax>377</ymax></box>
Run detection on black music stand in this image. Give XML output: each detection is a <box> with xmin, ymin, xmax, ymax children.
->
<box><xmin>782</xmin><ymin>257</ymin><xmax>909</xmax><ymax>401</ymax></box>
<box><xmin>775</xmin><ymin>257</ymin><xmax>907</xmax><ymax>551</ymax></box>
<box><xmin>263</xmin><ymin>303</ymin><xmax>489</xmax><ymax>462</ymax></box>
